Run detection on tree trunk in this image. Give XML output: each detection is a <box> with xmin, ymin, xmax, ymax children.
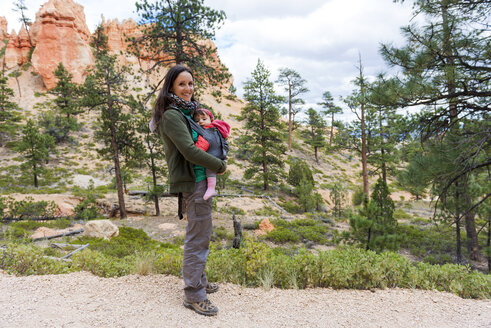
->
<box><xmin>379</xmin><ymin>111</ymin><xmax>387</xmax><ymax>185</ymax></box>
<box><xmin>361</xmin><ymin>96</ymin><xmax>369</xmax><ymax>196</ymax></box>
<box><xmin>107</xmin><ymin>84</ymin><xmax>127</xmax><ymax>219</ymax></box>
<box><xmin>33</xmin><ymin>163</ymin><xmax>38</xmax><ymax>188</ymax></box>
<box><xmin>464</xmin><ymin>192</ymin><xmax>480</xmax><ymax>260</ymax></box>
<box><xmin>150</xmin><ymin>156</ymin><xmax>160</xmax><ymax>216</ymax></box>
<box><xmin>357</xmin><ymin>57</ymin><xmax>369</xmax><ymax>196</ymax></box>
<box><xmin>314</xmin><ymin>147</ymin><xmax>319</xmax><ymax>164</ymax></box>
<box><xmin>456</xmin><ymin>215</ymin><xmax>462</xmax><ymax>263</ymax></box>
<box><xmin>110</xmin><ymin>127</ymin><xmax>127</xmax><ymax>219</ymax></box>
<box><xmin>288</xmin><ymin>85</ymin><xmax>292</xmax><ymax>151</ymax></box>
<box><xmin>487</xmin><ymin>217</ymin><xmax>490</xmax><ymax>272</ymax></box>
<box><xmin>330</xmin><ymin>112</ymin><xmax>334</xmax><ymax>146</ymax></box>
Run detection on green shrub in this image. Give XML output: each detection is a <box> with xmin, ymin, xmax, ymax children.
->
<box><xmin>211</xmin><ymin>226</ymin><xmax>234</xmax><ymax>242</ymax></box>
<box><xmin>74</xmin><ymin>194</ymin><xmax>101</xmax><ymax>220</ymax></box>
<box><xmin>1</xmin><ymin>239</ymin><xmax>489</xmax><ymax>299</ymax></box>
<box><xmin>73</xmin><ymin>227</ymin><xmax>159</xmax><ymax>258</ymax></box>
<box><xmin>0</xmin><ymin>244</ymin><xmax>71</xmax><ymax>275</ymax></box>
<box><xmin>393</xmin><ymin>209</ymin><xmax>412</xmax><ymax>220</ymax></box>
<box><xmin>72</xmin><ymin>249</ymin><xmax>134</xmax><ymax>277</ymax></box>
<box><xmin>220</xmin><ymin>205</ymin><xmax>245</xmax><ymax>215</ymax></box>
<box><xmin>2</xmin><ymin>196</ymin><xmax>58</xmax><ymax>218</ymax></box>
<box><xmin>265</xmin><ymin>218</ymin><xmax>330</xmax><ymax>244</ymax></box>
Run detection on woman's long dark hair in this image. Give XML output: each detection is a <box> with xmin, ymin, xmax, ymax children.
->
<box><xmin>152</xmin><ymin>64</ymin><xmax>196</xmax><ymax>127</ymax></box>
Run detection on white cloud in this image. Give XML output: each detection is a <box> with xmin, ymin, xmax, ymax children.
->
<box><xmin>214</xmin><ymin>0</ymin><xmax>414</xmax><ymax>111</ymax></box>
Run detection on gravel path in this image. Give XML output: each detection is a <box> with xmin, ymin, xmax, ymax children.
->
<box><xmin>1</xmin><ymin>272</ymin><xmax>489</xmax><ymax>328</ymax></box>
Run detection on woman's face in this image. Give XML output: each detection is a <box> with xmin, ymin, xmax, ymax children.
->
<box><xmin>171</xmin><ymin>71</ymin><xmax>194</xmax><ymax>101</ymax></box>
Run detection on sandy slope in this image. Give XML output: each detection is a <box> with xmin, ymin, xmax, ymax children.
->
<box><xmin>1</xmin><ymin>272</ymin><xmax>489</xmax><ymax>328</ymax></box>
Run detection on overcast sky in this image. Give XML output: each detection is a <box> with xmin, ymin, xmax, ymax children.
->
<box><xmin>1</xmin><ymin>0</ymin><xmax>416</xmax><ymax>121</ymax></box>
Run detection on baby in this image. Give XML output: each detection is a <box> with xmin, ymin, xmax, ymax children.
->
<box><xmin>193</xmin><ymin>108</ymin><xmax>230</xmax><ymax>200</ymax></box>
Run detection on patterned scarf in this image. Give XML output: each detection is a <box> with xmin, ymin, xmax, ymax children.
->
<box><xmin>149</xmin><ymin>92</ymin><xmax>199</xmax><ymax>133</ymax></box>
<box><xmin>169</xmin><ymin>92</ymin><xmax>199</xmax><ymax>113</ymax></box>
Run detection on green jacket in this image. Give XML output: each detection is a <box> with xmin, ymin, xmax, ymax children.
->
<box><xmin>158</xmin><ymin>108</ymin><xmax>227</xmax><ymax>194</ymax></box>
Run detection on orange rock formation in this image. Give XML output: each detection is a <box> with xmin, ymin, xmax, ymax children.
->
<box><xmin>30</xmin><ymin>0</ymin><xmax>94</xmax><ymax>89</ymax></box>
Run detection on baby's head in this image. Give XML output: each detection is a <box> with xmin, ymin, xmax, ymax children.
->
<box><xmin>194</xmin><ymin>108</ymin><xmax>214</xmax><ymax>127</ymax></box>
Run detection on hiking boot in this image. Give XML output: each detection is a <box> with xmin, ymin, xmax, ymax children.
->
<box><xmin>206</xmin><ymin>282</ymin><xmax>219</xmax><ymax>294</ymax></box>
<box><xmin>183</xmin><ymin>299</ymin><xmax>218</xmax><ymax>316</ymax></box>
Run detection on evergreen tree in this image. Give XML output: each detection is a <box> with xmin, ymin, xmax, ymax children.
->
<box><xmin>329</xmin><ymin>182</ymin><xmax>346</xmax><ymax>218</ymax></box>
<box><xmin>318</xmin><ymin>91</ymin><xmax>342</xmax><ymax>146</ymax></box>
<box><xmin>276</xmin><ymin>68</ymin><xmax>308</xmax><ymax>151</ymax></box>
<box><xmin>302</xmin><ymin>108</ymin><xmax>326</xmax><ymax>164</ymax></box>
<box><xmin>16</xmin><ymin>120</ymin><xmax>55</xmax><ymax>188</ymax></box>
<box><xmin>0</xmin><ymin>45</ymin><xmax>22</xmax><ymax>146</ymax></box>
<box><xmin>131</xmin><ymin>0</ymin><xmax>229</xmax><ymax>91</ymax></box>
<box><xmin>287</xmin><ymin>158</ymin><xmax>314</xmax><ymax>187</ymax></box>
<box><xmin>127</xmin><ymin>96</ymin><xmax>167</xmax><ymax>216</ymax></box>
<box><xmin>342</xmin><ymin>56</ymin><xmax>370</xmax><ymax>196</ymax></box>
<box><xmin>287</xmin><ymin>158</ymin><xmax>322</xmax><ymax>212</ymax></box>
<box><xmin>366</xmin><ymin>75</ymin><xmax>402</xmax><ymax>184</ymax></box>
<box><xmin>349</xmin><ymin>178</ymin><xmax>399</xmax><ymax>252</ymax></box>
<box><xmin>81</xmin><ymin>25</ymin><xmax>130</xmax><ymax>218</ymax></box>
<box><xmin>396</xmin><ymin>151</ymin><xmax>430</xmax><ymax>200</ymax></box>
<box><xmin>240</xmin><ymin>59</ymin><xmax>286</xmax><ymax>190</ymax></box>
<box><xmin>36</xmin><ymin>63</ymin><xmax>82</xmax><ymax>144</ymax></box>
<box><xmin>380</xmin><ymin>0</ymin><xmax>490</xmax><ymax>260</ymax></box>
<box><xmin>49</xmin><ymin>63</ymin><xmax>82</xmax><ymax>120</ymax></box>
<box><xmin>13</xmin><ymin>0</ymin><xmax>33</xmax><ymax>48</ymax></box>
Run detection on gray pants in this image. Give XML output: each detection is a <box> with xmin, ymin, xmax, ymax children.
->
<box><xmin>182</xmin><ymin>180</ymin><xmax>213</xmax><ymax>303</ymax></box>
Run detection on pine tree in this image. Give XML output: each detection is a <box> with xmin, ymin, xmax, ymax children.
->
<box><xmin>318</xmin><ymin>91</ymin><xmax>342</xmax><ymax>146</ymax></box>
<box><xmin>16</xmin><ymin>120</ymin><xmax>55</xmax><ymax>188</ymax></box>
<box><xmin>329</xmin><ymin>182</ymin><xmax>346</xmax><ymax>218</ymax></box>
<box><xmin>288</xmin><ymin>158</ymin><xmax>323</xmax><ymax>213</ymax></box>
<box><xmin>343</xmin><ymin>56</ymin><xmax>370</xmax><ymax>196</ymax></box>
<box><xmin>81</xmin><ymin>25</ymin><xmax>130</xmax><ymax>218</ymax></box>
<box><xmin>13</xmin><ymin>0</ymin><xmax>33</xmax><ymax>48</ymax></box>
<box><xmin>276</xmin><ymin>68</ymin><xmax>308</xmax><ymax>151</ymax></box>
<box><xmin>127</xmin><ymin>95</ymin><xmax>167</xmax><ymax>216</ymax></box>
<box><xmin>0</xmin><ymin>58</ymin><xmax>22</xmax><ymax>146</ymax></box>
<box><xmin>240</xmin><ymin>59</ymin><xmax>286</xmax><ymax>190</ymax></box>
<box><xmin>50</xmin><ymin>63</ymin><xmax>82</xmax><ymax>120</ymax></box>
<box><xmin>366</xmin><ymin>75</ymin><xmax>402</xmax><ymax>185</ymax></box>
<box><xmin>349</xmin><ymin>178</ymin><xmax>399</xmax><ymax>252</ymax></box>
<box><xmin>302</xmin><ymin>108</ymin><xmax>326</xmax><ymax>164</ymax></box>
<box><xmin>380</xmin><ymin>0</ymin><xmax>490</xmax><ymax>261</ymax></box>
<box><xmin>131</xmin><ymin>0</ymin><xmax>229</xmax><ymax>91</ymax></box>
<box><xmin>397</xmin><ymin>151</ymin><xmax>430</xmax><ymax>200</ymax></box>
<box><xmin>37</xmin><ymin>63</ymin><xmax>82</xmax><ymax>144</ymax></box>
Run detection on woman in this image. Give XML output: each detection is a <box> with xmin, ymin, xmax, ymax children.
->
<box><xmin>151</xmin><ymin>65</ymin><xmax>226</xmax><ymax>316</ymax></box>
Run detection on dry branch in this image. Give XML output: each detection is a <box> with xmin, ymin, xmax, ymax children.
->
<box><xmin>32</xmin><ymin>228</ymin><xmax>84</xmax><ymax>242</ymax></box>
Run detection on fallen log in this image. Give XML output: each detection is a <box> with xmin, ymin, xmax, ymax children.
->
<box><xmin>32</xmin><ymin>228</ymin><xmax>84</xmax><ymax>242</ymax></box>
<box><xmin>264</xmin><ymin>195</ymin><xmax>290</xmax><ymax>215</ymax></box>
<box><xmin>0</xmin><ymin>216</ymin><xmax>73</xmax><ymax>223</ymax></box>
<box><xmin>62</xmin><ymin>243</ymin><xmax>89</xmax><ymax>259</ymax></box>
<box><xmin>50</xmin><ymin>243</ymin><xmax>85</xmax><ymax>249</ymax></box>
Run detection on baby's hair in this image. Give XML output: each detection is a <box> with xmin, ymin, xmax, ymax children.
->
<box><xmin>193</xmin><ymin>109</ymin><xmax>211</xmax><ymax>121</ymax></box>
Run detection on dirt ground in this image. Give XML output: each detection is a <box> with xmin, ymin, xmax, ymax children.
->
<box><xmin>0</xmin><ymin>271</ymin><xmax>489</xmax><ymax>328</ymax></box>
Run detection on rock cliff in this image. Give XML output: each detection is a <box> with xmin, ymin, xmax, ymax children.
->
<box><xmin>30</xmin><ymin>0</ymin><xmax>93</xmax><ymax>89</ymax></box>
<box><xmin>0</xmin><ymin>0</ymin><xmax>225</xmax><ymax>90</ymax></box>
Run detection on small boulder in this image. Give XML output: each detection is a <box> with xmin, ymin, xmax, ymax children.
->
<box><xmin>83</xmin><ymin>220</ymin><xmax>119</xmax><ymax>240</ymax></box>
<box><xmin>254</xmin><ymin>218</ymin><xmax>275</xmax><ymax>236</ymax></box>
